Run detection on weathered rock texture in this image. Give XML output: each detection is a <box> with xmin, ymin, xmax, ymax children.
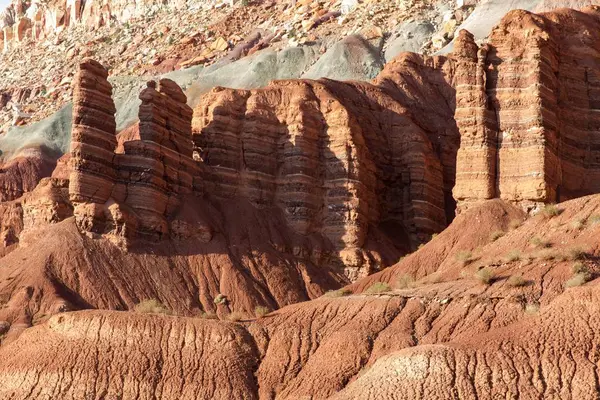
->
<box><xmin>69</xmin><ymin>59</ymin><xmax>199</xmax><ymax>239</ymax></box>
<box><xmin>193</xmin><ymin>53</ymin><xmax>461</xmax><ymax>277</ymax></box>
<box><xmin>1</xmin><ymin>0</ymin><xmax>190</xmax><ymax>51</ymax></box>
<box><xmin>454</xmin><ymin>7</ymin><xmax>600</xmax><ymax>213</ymax></box>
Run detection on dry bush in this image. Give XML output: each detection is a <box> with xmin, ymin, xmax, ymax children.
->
<box><xmin>227</xmin><ymin>312</ymin><xmax>247</xmax><ymax>322</ymax></box>
<box><xmin>490</xmin><ymin>230</ymin><xmax>504</xmax><ymax>242</ymax></box>
<box><xmin>572</xmin><ymin>262</ymin><xmax>589</xmax><ymax>275</ymax></box>
<box><xmin>324</xmin><ymin>288</ymin><xmax>352</xmax><ymax>298</ymax></box>
<box><xmin>530</xmin><ymin>236</ymin><xmax>551</xmax><ymax>248</ymax></box>
<box><xmin>134</xmin><ymin>299</ymin><xmax>171</xmax><ymax>315</ymax></box>
<box><xmin>568</xmin><ymin>247</ymin><xmax>587</xmax><ymax>261</ymax></box>
<box><xmin>475</xmin><ymin>267</ymin><xmax>494</xmax><ymax>285</ymax></box>
<box><xmin>255</xmin><ymin>306</ymin><xmax>270</xmax><ymax>318</ymax></box>
<box><xmin>506</xmin><ymin>275</ymin><xmax>527</xmax><ymax>287</ymax></box>
<box><xmin>525</xmin><ymin>303</ymin><xmax>540</xmax><ymax>315</ymax></box>
<box><xmin>565</xmin><ymin>272</ymin><xmax>591</xmax><ymax>288</ymax></box>
<box><xmin>364</xmin><ymin>282</ymin><xmax>391</xmax><ymax>294</ymax></box>
<box><xmin>588</xmin><ymin>214</ymin><xmax>600</xmax><ymax>225</ymax></box>
<box><xmin>199</xmin><ymin>311</ymin><xmax>218</xmax><ymax>320</ymax></box>
<box><xmin>456</xmin><ymin>251</ymin><xmax>473</xmax><ymax>266</ymax></box>
<box><xmin>509</xmin><ymin>219</ymin><xmax>523</xmax><ymax>230</ymax></box>
<box><xmin>395</xmin><ymin>274</ymin><xmax>415</xmax><ymax>289</ymax></box>
<box><xmin>571</xmin><ymin>219</ymin><xmax>585</xmax><ymax>231</ymax></box>
<box><xmin>505</xmin><ymin>250</ymin><xmax>521</xmax><ymax>262</ymax></box>
<box><xmin>535</xmin><ymin>249</ymin><xmax>557</xmax><ymax>261</ymax></box>
<box><xmin>540</xmin><ymin>204</ymin><xmax>561</xmax><ymax>219</ymax></box>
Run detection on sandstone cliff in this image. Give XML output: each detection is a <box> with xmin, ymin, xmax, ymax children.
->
<box><xmin>454</xmin><ymin>7</ymin><xmax>600</xmax><ymax>213</ymax></box>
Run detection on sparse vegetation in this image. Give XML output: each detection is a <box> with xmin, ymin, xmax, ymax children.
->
<box><xmin>134</xmin><ymin>299</ymin><xmax>171</xmax><ymax>315</ymax></box>
<box><xmin>490</xmin><ymin>230</ymin><xmax>505</xmax><ymax>242</ymax></box>
<box><xmin>255</xmin><ymin>306</ymin><xmax>270</xmax><ymax>318</ymax></box>
<box><xmin>324</xmin><ymin>288</ymin><xmax>352</xmax><ymax>298</ymax></box>
<box><xmin>588</xmin><ymin>214</ymin><xmax>600</xmax><ymax>225</ymax></box>
<box><xmin>417</xmin><ymin>243</ymin><xmax>425</xmax><ymax>250</ymax></box>
<box><xmin>505</xmin><ymin>250</ymin><xmax>521</xmax><ymax>262</ymax></box>
<box><xmin>525</xmin><ymin>303</ymin><xmax>540</xmax><ymax>315</ymax></box>
<box><xmin>199</xmin><ymin>311</ymin><xmax>218</xmax><ymax>319</ymax></box>
<box><xmin>214</xmin><ymin>294</ymin><xmax>227</xmax><ymax>305</ymax></box>
<box><xmin>430</xmin><ymin>233</ymin><xmax>439</xmax><ymax>240</ymax></box>
<box><xmin>568</xmin><ymin>247</ymin><xmax>587</xmax><ymax>261</ymax></box>
<box><xmin>530</xmin><ymin>236</ymin><xmax>551</xmax><ymax>248</ymax></box>
<box><xmin>540</xmin><ymin>204</ymin><xmax>561</xmax><ymax>219</ymax></box>
<box><xmin>364</xmin><ymin>282</ymin><xmax>391</xmax><ymax>294</ymax></box>
<box><xmin>475</xmin><ymin>267</ymin><xmax>494</xmax><ymax>285</ymax></box>
<box><xmin>456</xmin><ymin>251</ymin><xmax>473</xmax><ymax>266</ymax></box>
<box><xmin>227</xmin><ymin>312</ymin><xmax>247</xmax><ymax>322</ymax></box>
<box><xmin>395</xmin><ymin>274</ymin><xmax>415</xmax><ymax>289</ymax></box>
<box><xmin>572</xmin><ymin>262</ymin><xmax>589</xmax><ymax>275</ymax></box>
<box><xmin>509</xmin><ymin>219</ymin><xmax>523</xmax><ymax>230</ymax></box>
<box><xmin>535</xmin><ymin>249</ymin><xmax>557</xmax><ymax>261</ymax></box>
<box><xmin>506</xmin><ymin>275</ymin><xmax>527</xmax><ymax>287</ymax></box>
<box><xmin>565</xmin><ymin>272</ymin><xmax>592</xmax><ymax>288</ymax></box>
<box><xmin>571</xmin><ymin>218</ymin><xmax>585</xmax><ymax>231</ymax></box>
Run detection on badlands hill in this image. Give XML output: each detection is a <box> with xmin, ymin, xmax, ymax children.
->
<box><xmin>1</xmin><ymin>0</ymin><xmax>600</xmax><ymax>399</ymax></box>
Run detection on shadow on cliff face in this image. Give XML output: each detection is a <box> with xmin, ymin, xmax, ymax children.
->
<box><xmin>0</xmin><ymin>193</ymin><xmax>347</xmax><ymax>341</ymax></box>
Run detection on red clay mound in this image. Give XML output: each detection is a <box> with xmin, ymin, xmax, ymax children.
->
<box><xmin>3</xmin><ymin>194</ymin><xmax>600</xmax><ymax>398</ymax></box>
<box><xmin>334</xmin><ymin>284</ymin><xmax>600</xmax><ymax>399</ymax></box>
<box><xmin>0</xmin><ymin>311</ymin><xmax>261</xmax><ymax>400</ymax></box>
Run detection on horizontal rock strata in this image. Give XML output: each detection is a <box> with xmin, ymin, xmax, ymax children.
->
<box><xmin>454</xmin><ymin>7</ymin><xmax>600</xmax><ymax>213</ymax></box>
<box><xmin>69</xmin><ymin>59</ymin><xmax>199</xmax><ymax>239</ymax></box>
<box><xmin>193</xmin><ymin>55</ymin><xmax>461</xmax><ymax>277</ymax></box>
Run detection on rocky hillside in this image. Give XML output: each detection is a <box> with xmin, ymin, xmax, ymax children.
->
<box><xmin>2</xmin><ymin>1</ymin><xmax>600</xmax><ymax>399</ymax></box>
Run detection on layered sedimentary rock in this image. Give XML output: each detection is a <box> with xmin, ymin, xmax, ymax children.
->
<box><xmin>68</xmin><ymin>58</ymin><xmax>118</xmax><ymax>232</ymax></box>
<box><xmin>114</xmin><ymin>79</ymin><xmax>200</xmax><ymax>237</ymax></box>
<box><xmin>454</xmin><ymin>7</ymin><xmax>600</xmax><ymax>213</ymax></box>
<box><xmin>193</xmin><ymin>56</ymin><xmax>461</xmax><ymax>276</ymax></box>
<box><xmin>69</xmin><ymin>59</ymin><xmax>200</xmax><ymax>240</ymax></box>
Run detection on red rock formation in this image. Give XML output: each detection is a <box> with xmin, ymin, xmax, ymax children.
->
<box><xmin>115</xmin><ymin>79</ymin><xmax>200</xmax><ymax>237</ymax></box>
<box><xmin>193</xmin><ymin>55</ymin><xmax>460</xmax><ymax>277</ymax></box>
<box><xmin>69</xmin><ymin>60</ymin><xmax>200</xmax><ymax>240</ymax></box>
<box><xmin>68</xmin><ymin>58</ymin><xmax>118</xmax><ymax>232</ymax></box>
<box><xmin>454</xmin><ymin>7</ymin><xmax>600</xmax><ymax>213</ymax></box>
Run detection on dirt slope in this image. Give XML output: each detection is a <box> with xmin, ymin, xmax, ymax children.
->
<box><xmin>2</xmin><ymin>195</ymin><xmax>600</xmax><ymax>398</ymax></box>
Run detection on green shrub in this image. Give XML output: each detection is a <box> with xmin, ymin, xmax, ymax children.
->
<box><xmin>255</xmin><ymin>306</ymin><xmax>270</xmax><ymax>318</ymax></box>
<box><xmin>505</xmin><ymin>250</ymin><xmax>521</xmax><ymax>262</ymax></box>
<box><xmin>395</xmin><ymin>274</ymin><xmax>415</xmax><ymax>289</ymax></box>
<box><xmin>134</xmin><ymin>299</ymin><xmax>171</xmax><ymax>315</ymax></box>
<box><xmin>490</xmin><ymin>230</ymin><xmax>504</xmax><ymax>242</ymax></box>
<box><xmin>214</xmin><ymin>294</ymin><xmax>227</xmax><ymax>305</ymax></box>
<box><xmin>475</xmin><ymin>267</ymin><xmax>494</xmax><ymax>285</ymax></box>
<box><xmin>506</xmin><ymin>275</ymin><xmax>527</xmax><ymax>287</ymax></box>
<box><xmin>364</xmin><ymin>282</ymin><xmax>391</xmax><ymax>294</ymax></box>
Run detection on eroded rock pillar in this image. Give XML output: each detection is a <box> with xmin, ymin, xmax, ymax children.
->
<box><xmin>69</xmin><ymin>58</ymin><xmax>117</xmax><ymax>232</ymax></box>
